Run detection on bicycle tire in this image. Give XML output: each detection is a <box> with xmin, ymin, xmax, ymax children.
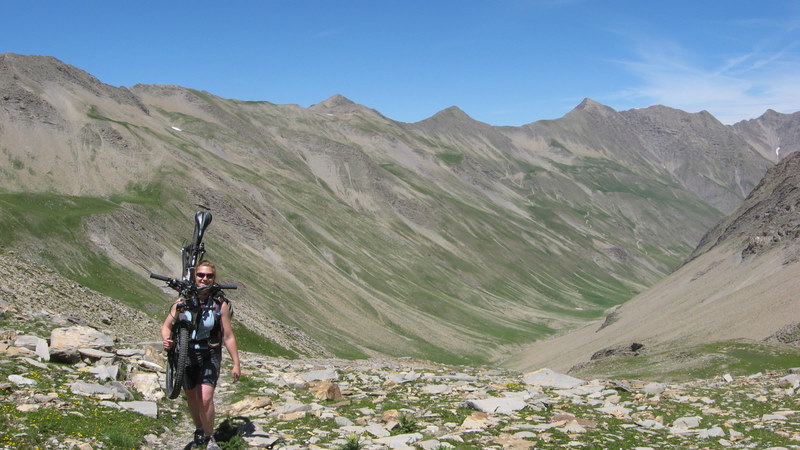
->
<box><xmin>165</xmin><ymin>325</ymin><xmax>189</xmax><ymax>399</ymax></box>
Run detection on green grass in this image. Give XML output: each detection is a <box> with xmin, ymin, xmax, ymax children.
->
<box><xmin>0</xmin><ymin>192</ymin><xmax>116</xmax><ymax>244</ymax></box>
<box><xmin>109</xmin><ymin>180</ymin><xmax>167</xmax><ymax>205</ymax></box>
<box><xmin>86</xmin><ymin>105</ymin><xmax>130</xmax><ymax>125</ymax></box>
<box><xmin>337</xmin><ymin>433</ymin><xmax>364</xmax><ymax>450</ymax></box>
<box><xmin>12</xmin><ymin>406</ymin><xmax>160</xmax><ymax>448</ymax></box>
<box><xmin>234</xmin><ymin>322</ymin><xmax>297</xmax><ymax>358</ymax></box>
<box><xmin>549</xmin><ymin>138</ymin><xmax>571</xmax><ymax>152</ymax></box>
<box><xmin>395</xmin><ymin>412</ymin><xmax>421</xmax><ymax>434</ymax></box>
<box><xmin>436</xmin><ymin>152</ymin><xmax>464</xmax><ymax>165</ymax></box>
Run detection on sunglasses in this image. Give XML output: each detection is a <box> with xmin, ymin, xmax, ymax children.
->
<box><xmin>196</xmin><ymin>272</ymin><xmax>215</xmax><ymax>279</ymax></box>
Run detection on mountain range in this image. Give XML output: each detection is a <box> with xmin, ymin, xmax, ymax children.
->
<box><xmin>1</xmin><ymin>52</ymin><xmax>798</xmax><ymax>369</ymax></box>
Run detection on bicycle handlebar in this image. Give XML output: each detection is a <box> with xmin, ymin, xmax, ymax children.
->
<box><xmin>149</xmin><ymin>273</ymin><xmax>172</xmax><ymax>282</ymax></box>
<box><xmin>150</xmin><ymin>273</ymin><xmax>237</xmax><ymax>291</ymax></box>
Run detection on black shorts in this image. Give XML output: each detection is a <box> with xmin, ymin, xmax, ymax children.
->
<box><xmin>183</xmin><ymin>347</ymin><xmax>222</xmax><ymax>391</ymax></box>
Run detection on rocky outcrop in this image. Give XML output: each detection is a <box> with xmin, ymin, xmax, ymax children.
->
<box><xmin>766</xmin><ymin>323</ymin><xmax>800</xmax><ymax>347</ymax></box>
<box><xmin>690</xmin><ymin>150</ymin><xmax>800</xmax><ymax>261</ymax></box>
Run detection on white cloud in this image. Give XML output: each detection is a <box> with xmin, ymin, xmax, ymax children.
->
<box><xmin>612</xmin><ymin>38</ymin><xmax>800</xmax><ymax>123</ymax></box>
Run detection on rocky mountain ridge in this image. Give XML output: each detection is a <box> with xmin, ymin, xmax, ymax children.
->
<box><xmin>1</xmin><ymin>52</ymin><xmax>798</xmax><ymax>366</ymax></box>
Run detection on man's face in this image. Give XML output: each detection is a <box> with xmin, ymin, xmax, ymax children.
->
<box><xmin>195</xmin><ymin>267</ymin><xmax>215</xmax><ymax>286</ymax></box>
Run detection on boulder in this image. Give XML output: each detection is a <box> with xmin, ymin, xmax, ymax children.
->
<box><xmin>50</xmin><ymin>326</ymin><xmax>114</xmax><ymax>363</ymax></box>
<box><xmin>309</xmin><ymin>380</ymin><xmax>343</xmax><ymax>401</ymax></box>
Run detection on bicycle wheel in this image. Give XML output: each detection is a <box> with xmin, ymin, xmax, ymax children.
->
<box><xmin>165</xmin><ymin>325</ymin><xmax>189</xmax><ymax>399</ymax></box>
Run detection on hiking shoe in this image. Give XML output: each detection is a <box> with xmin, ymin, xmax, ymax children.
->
<box><xmin>193</xmin><ymin>429</ymin><xmax>205</xmax><ymax>447</ymax></box>
<box><xmin>205</xmin><ymin>437</ymin><xmax>221</xmax><ymax>450</ymax></box>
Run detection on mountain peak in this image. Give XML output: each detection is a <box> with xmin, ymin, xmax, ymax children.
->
<box><xmin>318</xmin><ymin>94</ymin><xmax>355</xmax><ymax>108</ymax></box>
<box><xmin>423</xmin><ymin>105</ymin><xmax>476</xmax><ymax>124</ymax></box>
<box><xmin>309</xmin><ymin>94</ymin><xmax>354</xmax><ymax>109</ymax></box>
<box><xmin>575</xmin><ymin>98</ymin><xmax>600</xmax><ymax>108</ymax></box>
<box><xmin>572</xmin><ymin>98</ymin><xmax>617</xmax><ymax>115</ymax></box>
<box><xmin>439</xmin><ymin>105</ymin><xmax>469</xmax><ymax>117</ymax></box>
<box><xmin>309</xmin><ymin>94</ymin><xmax>379</xmax><ymax>117</ymax></box>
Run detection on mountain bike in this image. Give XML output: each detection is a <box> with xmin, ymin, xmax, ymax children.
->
<box><xmin>150</xmin><ymin>211</ymin><xmax>236</xmax><ymax>399</ymax></box>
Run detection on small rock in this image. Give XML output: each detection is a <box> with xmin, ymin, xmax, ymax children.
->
<box><xmin>723</xmin><ymin>373</ymin><xmax>734</xmax><ymax>382</ymax></box>
<box><xmin>220</xmin><ymin>396</ymin><xmax>273</xmax><ymax>416</ymax></box>
<box><xmin>118</xmin><ymin>400</ymin><xmax>158</xmax><ymax>418</ymax></box>
<box><xmin>8</xmin><ymin>374</ymin><xmax>36</xmax><ymax>385</ymax></box>
<box><xmin>116</xmin><ymin>348</ymin><xmax>144</xmax><ymax>357</ymax></box>
<box><xmin>642</xmin><ymin>382</ymin><xmax>667</xmax><ymax>395</ymax></box>
<box><xmin>375</xmin><ymin>432</ymin><xmax>424</xmax><ymax>448</ymax></box>
<box><xmin>299</xmin><ymin>368</ymin><xmax>338</xmax><ymax>382</ymax></box>
<box><xmin>762</xmin><ymin>414</ymin><xmax>787</xmax><ymax>422</ymax></box>
<box><xmin>466</xmin><ymin>396</ymin><xmax>527</xmax><ymax>414</ymax></box>
<box><xmin>16</xmin><ymin>404</ymin><xmax>40</xmax><ymax>412</ymax></box>
<box><xmin>673</xmin><ymin>416</ymin><xmax>703</xmax><ymax>428</ymax></box>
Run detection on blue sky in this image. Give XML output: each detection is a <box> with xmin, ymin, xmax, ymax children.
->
<box><xmin>3</xmin><ymin>1</ymin><xmax>799</xmax><ymax>126</ymax></box>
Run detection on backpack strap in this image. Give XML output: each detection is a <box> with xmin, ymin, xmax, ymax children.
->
<box><xmin>208</xmin><ymin>293</ymin><xmax>232</xmax><ymax>347</ymax></box>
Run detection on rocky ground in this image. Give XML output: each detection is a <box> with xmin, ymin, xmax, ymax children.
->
<box><xmin>2</xmin><ymin>248</ymin><xmax>799</xmax><ymax>449</ymax></box>
<box><xmin>2</xmin><ymin>304</ymin><xmax>799</xmax><ymax>449</ymax></box>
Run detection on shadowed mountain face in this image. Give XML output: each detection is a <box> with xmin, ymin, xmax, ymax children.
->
<box><xmin>0</xmin><ymin>53</ymin><xmax>795</xmax><ymax>364</ymax></box>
